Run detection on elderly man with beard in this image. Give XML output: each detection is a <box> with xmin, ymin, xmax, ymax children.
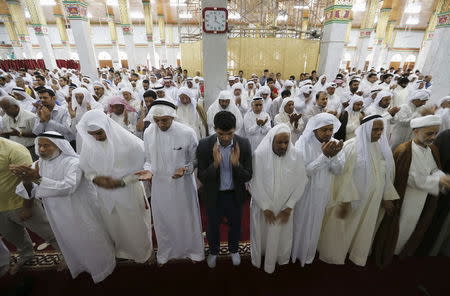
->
<box><xmin>374</xmin><ymin>115</ymin><xmax>450</xmax><ymax>267</ymax></box>
<box><xmin>77</xmin><ymin>110</ymin><xmax>153</xmax><ymax>264</ymax></box>
<box><xmin>0</xmin><ymin>137</ymin><xmax>59</xmax><ymax>275</ymax></box>
<box><xmin>319</xmin><ymin>116</ymin><xmax>399</xmax><ymax>266</ymax></box>
<box><xmin>250</xmin><ymin>124</ymin><xmax>307</xmax><ymax>273</ymax></box>
<box><xmin>10</xmin><ymin>131</ymin><xmax>116</xmax><ymax>283</ymax></box>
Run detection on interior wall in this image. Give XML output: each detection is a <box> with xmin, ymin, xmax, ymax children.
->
<box><xmin>181</xmin><ymin>38</ymin><xmax>320</xmax><ymax>79</ymax></box>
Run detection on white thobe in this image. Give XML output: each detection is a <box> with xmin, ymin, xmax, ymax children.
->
<box><xmin>390</xmin><ymin>103</ymin><xmax>423</xmax><ymax>150</ymax></box>
<box><xmin>176</xmin><ymin>105</ymin><xmax>205</xmax><ymax>139</ymax></box>
<box><xmin>250</xmin><ymin>153</ymin><xmax>306</xmax><ymax>273</ymax></box>
<box><xmin>345</xmin><ymin>112</ymin><xmax>361</xmax><ymax>140</ymax></box>
<box><xmin>392</xmin><ymin>86</ymin><xmax>409</xmax><ymax>107</ymax></box>
<box><xmin>292</xmin><ymin>137</ymin><xmax>345</xmax><ymax>266</ymax></box>
<box><xmin>109</xmin><ymin>112</ymin><xmax>138</xmax><ymax>135</ymax></box>
<box><xmin>35</xmin><ymin>155</ymin><xmax>116</xmax><ymax>283</ymax></box>
<box><xmin>395</xmin><ymin>142</ymin><xmax>444</xmax><ymax>254</ymax></box>
<box><xmin>82</xmin><ymin>145</ymin><xmax>153</xmax><ymax>263</ymax></box>
<box><xmin>319</xmin><ymin>140</ymin><xmax>398</xmax><ymax>266</ymax></box>
<box><xmin>143</xmin><ymin>122</ymin><xmax>204</xmax><ymax>264</ymax></box>
<box><xmin>273</xmin><ymin>113</ymin><xmax>304</xmax><ymax>144</ymax></box>
<box><xmin>243</xmin><ymin>111</ymin><xmax>271</xmax><ymax>152</ymax></box>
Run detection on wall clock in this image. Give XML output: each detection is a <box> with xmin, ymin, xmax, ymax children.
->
<box><xmin>202</xmin><ymin>7</ymin><xmax>228</xmax><ymax>34</ymax></box>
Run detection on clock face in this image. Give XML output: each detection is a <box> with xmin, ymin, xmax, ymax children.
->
<box><xmin>203</xmin><ymin>9</ymin><xmax>227</xmax><ymax>33</ymax></box>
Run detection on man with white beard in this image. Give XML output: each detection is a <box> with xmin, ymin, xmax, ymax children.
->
<box><xmin>207</xmin><ymin>90</ymin><xmax>243</xmax><ymax>135</ymax></box>
<box><xmin>137</xmin><ymin>99</ymin><xmax>204</xmax><ymax>265</ymax></box>
<box><xmin>318</xmin><ymin>116</ymin><xmax>399</xmax><ymax>266</ymax></box>
<box><xmin>11</xmin><ymin>131</ymin><xmax>116</xmax><ymax>283</ymax></box>
<box><xmin>373</xmin><ymin>115</ymin><xmax>450</xmax><ymax>267</ymax></box>
<box><xmin>250</xmin><ymin>124</ymin><xmax>307</xmax><ymax>273</ymax></box>
<box><xmin>77</xmin><ymin>110</ymin><xmax>153</xmax><ymax>264</ymax></box>
<box><xmin>291</xmin><ymin>113</ymin><xmax>344</xmax><ymax>266</ymax></box>
<box><xmin>92</xmin><ymin>81</ymin><xmax>112</xmax><ymax>112</ymax></box>
<box><xmin>243</xmin><ymin>97</ymin><xmax>271</xmax><ymax>151</ymax></box>
<box><xmin>175</xmin><ymin>87</ymin><xmax>206</xmax><ymax>139</ymax></box>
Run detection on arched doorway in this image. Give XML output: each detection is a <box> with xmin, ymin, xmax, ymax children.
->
<box><xmin>389</xmin><ymin>54</ymin><xmax>402</xmax><ymax>69</ymax></box>
<box><xmin>98</xmin><ymin>51</ymin><xmax>112</xmax><ymax>68</ymax></box>
<box><xmin>119</xmin><ymin>51</ymin><xmax>128</xmax><ymax>69</ymax></box>
<box><xmin>403</xmin><ymin>54</ymin><xmax>416</xmax><ymax>71</ymax></box>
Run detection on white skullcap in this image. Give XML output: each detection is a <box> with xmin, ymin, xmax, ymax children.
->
<box><xmin>409</xmin><ymin>89</ymin><xmax>431</xmax><ymax>102</ymax></box>
<box><xmin>410</xmin><ymin>115</ymin><xmax>442</xmax><ymax>129</ymax></box>
<box><xmin>228</xmin><ymin>76</ymin><xmax>235</xmax><ymax>81</ymax></box>
<box><xmin>438</xmin><ymin>96</ymin><xmax>450</xmax><ymax>107</ymax></box>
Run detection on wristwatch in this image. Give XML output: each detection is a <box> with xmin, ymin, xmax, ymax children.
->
<box><xmin>119</xmin><ymin>179</ymin><xmax>126</xmax><ymax>187</ymax></box>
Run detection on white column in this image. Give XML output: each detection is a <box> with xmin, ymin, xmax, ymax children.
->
<box><xmin>429</xmin><ymin>11</ymin><xmax>450</xmax><ymax>103</ymax></box>
<box><xmin>142</xmin><ymin>0</ymin><xmax>156</xmax><ymax>67</ymax></box>
<box><xmin>7</xmin><ymin>0</ymin><xmax>34</xmax><ymax>59</ymax></box>
<box><xmin>24</xmin><ymin>0</ymin><xmax>57</xmax><ymax>68</ymax></box>
<box><xmin>33</xmin><ymin>26</ymin><xmax>58</xmax><ymax>68</ymax></box>
<box><xmin>202</xmin><ymin>0</ymin><xmax>227</xmax><ymax>109</ymax></box>
<box><xmin>63</xmin><ymin>1</ymin><xmax>97</xmax><ymax>78</ymax></box>
<box><xmin>118</xmin><ymin>0</ymin><xmax>136</xmax><ymax>69</ymax></box>
<box><xmin>158</xmin><ymin>15</ymin><xmax>168</xmax><ymax>65</ymax></box>
<box><xmin>415</xmin><ymin>38</ymin><xmax>432</xmax><ymax>71</ymax></box>
<box><xmin>318</xmin><ymin>23</ymin><xmax>348</xmax><ymax>78</ymax></box>
<box><xmin>353</xmin><ymin>29</ymin><xmax>371</xmax><ymax>70</ymax></box>
<box><xmin>111</xmin><ymin>42</ymin><xmax>122</xmax><ymax>69</ymax></box>
<box><xmin>371</xmin><ymin>40</ymin><xmax>382</xmax><ymax>70</ymax></box>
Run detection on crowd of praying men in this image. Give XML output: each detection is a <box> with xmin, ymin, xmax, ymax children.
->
<box><xmin>0</xmin><ymin>64</ymin><xmax>450</xmax><ymax>282</ymax></box>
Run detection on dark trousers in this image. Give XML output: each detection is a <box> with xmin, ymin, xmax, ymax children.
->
<box><xmin>206</xmin><ymin>191</ymin><xmax>242</xmax><ymax>255</ymax></box>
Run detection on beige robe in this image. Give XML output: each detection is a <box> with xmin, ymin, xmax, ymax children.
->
<box><xmin>319</xmin><ymin>138</ymin><xmax>398</xmax><ymax>266</ymax></box>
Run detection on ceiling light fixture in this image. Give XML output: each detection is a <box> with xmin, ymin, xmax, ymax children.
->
<box><xmin>405</xmin><ymin>15</ymin><xmax>419</xmax><ymax>25</ymax></box>
<box><xmin>404</xmin><ymin>2</ymin><xmax>421</xmax><ymax>14</ymax></box>
<box><xmin>294</xmin><ymin>5</ymin><xmax>309</xmax><ymax>10</ymax></box>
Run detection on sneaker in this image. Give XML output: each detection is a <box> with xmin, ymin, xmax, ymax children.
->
<box><xmin>207</xmin><ymin>254</ymin><xmax>217</xmax><ymax>268</ymax></box>
<box><xmin>231</xmin><ymin>252</ymin><xmax>240</xmax><ymax>266</ymax></box>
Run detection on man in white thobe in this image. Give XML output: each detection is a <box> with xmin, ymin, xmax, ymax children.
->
<box><xmin>12</xmin><ymin>131</ymin><xmax>116</xmax><ymax>283</ymax></box>
<box><xmin>291</xmin><ymin>113</ymin><xmax>345</xmax><ymax>266</ymax></box>
<box><xmin>395</xmin><ymin>115</ymin><xmax>450</xmax><ymax>254</ymax></box>
<box><xmin>250</xmin><ymin>124</ymin><xmax>307</xmax><ymax>273</ymax></box>
<box><xmin>138</xmin><ymin>99</ymin><xmax>205</xmax><ymax>265</ymax></box>
<box><xmin>243</xmin><ymin>97</ymin><xmax>271</xmax><ymax>152</ymax></box>
<box><xmin>318</xmin><ymin>115</ymin><xmax>399</xmax><ymax>266</ymax></box>
<box><xmin>175</xmin><ymin>87</ymin><xmax>206</xmax><ymax>139</ymax></box>
<box><xmin>207</xmin><ymin>90</ymin><xmax>243</xmax><ymax>135</ymax></box>
<box><xmin>77</xmin><ymin>110</ymin><xmax>153</xmax><ymax>263</ymax></box>
<box><xmin>389</xmin><ymin>89</ymin><xmax>430</xmax><ymax>150</ymax></box>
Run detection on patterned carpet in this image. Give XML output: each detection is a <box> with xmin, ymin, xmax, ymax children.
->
<box><xmin>8</xmin><ymin>242</ymin><xmax>252</xmax><ymax>270</ymax></box>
